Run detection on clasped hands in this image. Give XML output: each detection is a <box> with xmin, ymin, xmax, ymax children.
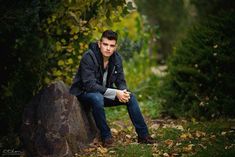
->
<box><xmin>116</xmin><ymin>89</ymin><xmax>131</xmax><ymax>103</ymax></box>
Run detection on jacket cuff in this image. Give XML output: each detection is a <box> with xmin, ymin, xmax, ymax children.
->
<box><xmin>103</xmin><ymin>88</ymin><xmax>117</xmax><ymax>100</ymax></box>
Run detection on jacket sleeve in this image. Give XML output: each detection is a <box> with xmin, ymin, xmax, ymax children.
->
<box><xmin>80</xmin><ymin>53</ymin><xmax>107</xmax><ymax>94</ymax></box>
<box><xmin>115</xmin><ymin>55</ymin><xmax>127</xmax><ymax>90</ymax></box>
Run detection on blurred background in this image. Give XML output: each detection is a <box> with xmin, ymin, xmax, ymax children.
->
<box><xmin>0</xmin><ymin>0</ymin><xmax>235</xmax><ymax>154</ymax></box>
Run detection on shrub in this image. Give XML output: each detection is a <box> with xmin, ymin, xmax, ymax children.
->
<box><xmin>0</xmin><ymin>0</ymin><xmax>131</xmax><ymax>147</ymax></box>
<box><xmin>161</xmin><ymin>10</ymin><xmax>235</xmax><ymax>119</ymax></box>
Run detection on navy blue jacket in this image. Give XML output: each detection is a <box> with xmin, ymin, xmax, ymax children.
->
<box><xmin>70</xmin><ymin>42</ymin><xmax>127</xmax><ymax>96</ymax></box>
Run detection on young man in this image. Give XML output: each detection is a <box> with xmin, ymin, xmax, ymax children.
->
<box><xmin>70</xmin><ymin>30</ymin><xmax>154</xmax><ymax>147</ymax></box>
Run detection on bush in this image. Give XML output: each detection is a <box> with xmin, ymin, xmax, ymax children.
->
<box><xmin>161</xmin><ymin>10</ymin><xmax>235</xmax><ymax>119</ymax></box>
<box><xmin>0</xmin><ymin>0</ymin><xmax>131</xmax><ymax>148</ymax></box>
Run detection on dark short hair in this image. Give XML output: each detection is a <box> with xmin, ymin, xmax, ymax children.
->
<box><xmin>100</xmin><ymin>30</ymin><xmax>118</xmax><ymax>41</ymax></box>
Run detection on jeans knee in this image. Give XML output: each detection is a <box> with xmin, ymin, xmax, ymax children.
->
<box><xmin>89</xmin><ymin>93</ymin><xmax>104</xmax><ymax>109</ymax></box>
<box><xmin>128</xmin><ymin>94</ymin><xmax>138</xmax><ymax>106</ymax></box>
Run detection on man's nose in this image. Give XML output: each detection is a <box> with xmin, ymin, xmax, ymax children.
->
<box><xmin>107</xmin><ymin>46</ymin><xmax>110</xmax><ymax>50</ymax></box>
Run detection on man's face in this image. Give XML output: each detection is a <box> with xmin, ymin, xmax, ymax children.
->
<box><xmin>98</xmin><ymin>37</ymin><xmax>117</xmax><ymax>59</ymax></box>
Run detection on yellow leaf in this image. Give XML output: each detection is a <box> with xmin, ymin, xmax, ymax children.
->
<box><xmin>191</xmin><ymin>117</ymin><xmax>196</xmax><ymax>124</ymax></box>
<box><xmin>163</xmin><ymin>152</ymin><xmax>170</xmax><ymax>157</ymax></box>
<box><xmin>151</xmin><ymin>133</ymin><xmax>157</xmax><ymax>138</ymax></box>
<box><xmin>183</xmin><ymin>144</ymin><xmax>194</xmax><ymax>152</ymax></box>
<box><xmin>44</xmin><ymin>77</ymin><xmax>50</xmax><ymax>84</ymax></box>
<box><xmin>195</xmin><ymin>131</ymin><xmax>206</xmax><ymax>138</ymax></box>
<box><xmin>52</xmin><ymin>15</ymin><xmax>56</xmax><ymax>20</ymax></box>
<box><xmin>55</xmin><ymin>41</ymin><xmax>62</xmax><ymax>51</ymax></box>
<box><xmin>83</xmin><ymin>32</ymin><xmax>89</xmax><ymax>36</ymax></box>
<box><xmin>180</xmin><ymin>133</ymin><xmax>187</xmax><ymax>139</ymax></box>
<box><xmin>180</xmin><ymin>132</ymin><xmax>192</xmax><ymax>139</ymax></box>
<box><xmin>83</xmin><ymin>147</ymin><xmax>96</xmax><ymax>152</ymax></box>
<box><xmin>70</xmin><ymin>26</ymin><xmax>79</xmax><ymax>35</ymax></box>
<box><xmin>73</xmin><ymin>35</ymin><xmax>78</xmax><ymax>39</ymax></box>
<box><xmin>61</xmin><ymin>39</ymin><xmax>66</xmax><ymax>44</ymax></box>
<box><xmin>58</xmin><ymin>60</ymin><xmax>64</xmax><ymax>66</ymax></box>
<box><xmin>52</xmin><ymin>70</ymin><xmax>62</xmax><ymax>76</ymax></box>
<box><xmin>111</xmin><ymin>128</ymin><xmax>118</xmax><ymax>135</ymax></box>
<box><xmin>126</xmin><ymin>134</ymin><xmax>131</xmax><ymax>139</ymax></box>
<box><xmin>66</xmin><ymin>58</ymin><xmax>73</xmax><ymax>65</ymax></box>
<box><xmin>98</xmin><ymin>147</ymin><xmax>108</xmax><ymax>154</ymax></box>
<box><xmin>164</xmin><ymin>139</ymin><xmax>173</xmax><ymax>148</ymax></box>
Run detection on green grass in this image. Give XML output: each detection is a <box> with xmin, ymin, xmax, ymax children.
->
<box><xmin>111</xmin><ymin>144</ymin><xmax>152</xmax><ymax>157</ymax></box>
<box><xmin>99</xmin><ymin>117</ymin><xmax>235</xmax><ymax>157</ymax></box>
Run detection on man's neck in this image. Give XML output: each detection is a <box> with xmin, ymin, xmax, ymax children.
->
<box><xmin>103</xmin><ymin>56</ymin><xmax>109</xmax><ymax>62</ymax></box>
<box><xmin>103</xmin><ymin>57</ymin><xmax>109</xmax><ymax>69</ymax></box>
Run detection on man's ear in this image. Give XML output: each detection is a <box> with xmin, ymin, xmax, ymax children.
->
<box><xmin>98</xmin><ymin>41</ymin><xmax>101</xmax><ymax>48</ymax></box>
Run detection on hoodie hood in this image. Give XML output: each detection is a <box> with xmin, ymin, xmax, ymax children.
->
<box><xmin>88</xmin><ymin>42</ymin><xmax>100</xmax><ymax>53</ymax></box>
<box><xmin>88</xmin><ymin>42</ymin><xmax>103</xmax><ymax>65</ymax></box>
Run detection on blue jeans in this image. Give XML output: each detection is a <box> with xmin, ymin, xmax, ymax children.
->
<box><xmin>77</xmin><ymin>92</ymin><xmax>149</xmax><ymax>140</ymax></box>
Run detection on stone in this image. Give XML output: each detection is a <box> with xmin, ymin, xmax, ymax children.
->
<box><xmin>20</xmin><ymin>81</ymin><xmax>98</xmax><ymax>157</ymax></box>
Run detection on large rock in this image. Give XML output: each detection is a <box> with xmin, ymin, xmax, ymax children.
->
<box><xmin>21</xmin><ymin>81</ymin><xmax>98</xmax><ymax>157</ymax></box>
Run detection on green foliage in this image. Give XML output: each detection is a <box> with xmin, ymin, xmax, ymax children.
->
<box><xmin>140</xmin><ymin>100</ymin><xmax>162</xmax><ymax>119</ymax></box>
<box><xmin>0</xmin><ymin>0</ymin><xmax>132</xmax><ymax>147</ymax></box>
<box><xmin>135</xmin><ymin>0</ymin><xmax>193</xmax><ymax>60</ymax></box>
<box><xmin>42</xmin><ymin>0</ymin><xmax>130</xmax><ymax>85</ymax></box>
<box><xmin>114</xmin><ymin>13</ymin><xmax>156</xmax><ymax>91</ymax></box>
<box><xmin>161</xmin><ymin>10</ymin><xmax>235</xmax><ymax>119</ymax></box>
<box><xmin>0</xmin><ymin>0</ymin><xmax>52</xmax><ymax>140</ymax></box>
<box><xmin>191</xmin><ymin>0</ymin><xmax>235</xmax><ymax>20</ymax></box>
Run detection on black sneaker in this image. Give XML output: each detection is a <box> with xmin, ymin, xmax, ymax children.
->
<box><xmin>138</xmin><ymin>136</ymin><xmax>155</xmax><ymax>144</ymax></box>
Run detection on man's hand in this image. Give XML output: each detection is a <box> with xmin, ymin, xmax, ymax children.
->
<box><xmin>116</xmin><ymin>89</ymin><xmax>131</xmax><ymax>103</ymax></box>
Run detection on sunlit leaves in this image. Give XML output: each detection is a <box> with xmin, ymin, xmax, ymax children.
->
<box><xmin>58</xmin><ymin>60</ymin><xmax>65</xmax><ymax>66</ymax></box>
<box><xmin>39</xmin><ymin>0</ymin><xmax>138</xmax><ymax>87</ymax></box>
<box><xmin>41</xmin><ymin>0</ymin><xmax>131</xmax><ymax>85</ymax></box>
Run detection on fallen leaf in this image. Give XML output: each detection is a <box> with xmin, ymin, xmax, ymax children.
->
<box><xmin>183</xmin><ymin>144</ymin><xmax>194</xmax><ymax>152</ymax></box>
<box><xmin>195</xmin><ymin>130</ymin><xmax>206</xmax><ymax>138</ymax></box>
<box><xmin>172</xmin><ymin>153</ymin><xmax>180</xmax><ymax>156</ymax></box>
<box><xmin>176</xmin><ymin>142</ymin><xmax>182</xmax><ymax>146</ymax></box>
<box><xmin>150</xmin><ymin>124</ymin><xmax>160</xmax><ymax>130</ymax></box>
<box><xmin>152</xmin><ymin>153</ymin><xmax>159</xmax><ymax>157</ymax></box>
<box><xmin>109</xmin><ymin>150</ymin><xmax>116</xmax><ymax>154</ymax></box>
<box><xmin>111</xmin><ymin>128</ymin><xmax>118</xmax><ymax>135</ymax></box>
<box><xmin>180</xmin><ymin>132</ymin><xmax>192</xmax><ymax>139</ymax></box>
<box><xmin>83</xmin><ymin>147</ymin><xmax>96</xmax><ymax>152</ymax></box>
<box><xmin>163</xmin><ymin>152</ymin><xmax>170</xmax><ymax>157</ymax></box>
<box><xmin>180</xmin><ymin>133</ymin><xmax>187</xmax><ymax>139</ymax></box>
<box><xmin>164</xmin><ymin>139</ymin><xmax>174</xmax><ymax>148</ymax></box>
<box><xmin>126</xmin><ymin>134</ymin><xmax>132</xmax><ymax>139</ymax></box>
<box><xmin>210</xmin><ymin>134</ymin><xmax>216</xmax><ymax>138</ymax></box>
<box><xmin>98</xmin><ymin>147</ymin><xmax>108</xmax><ymax>154</ymax></box>
<box><xmin>151</xmin><ymin>133</ymin><xmax>157</xmax><ymax>138</ymax></box>
<box><xmin>198</xmin><ymin>144</ymin><xmax>207</xmax><ymax>149</ymax></box>
<box><xmin>175</xmin><ymin>125</ymin><xmax>184</xmax><ymax>131</ymax></box>
<box><xmin>221</xmin><ymin>131</ymin><xmax>226</xmax><ymax>135</ymax></box>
